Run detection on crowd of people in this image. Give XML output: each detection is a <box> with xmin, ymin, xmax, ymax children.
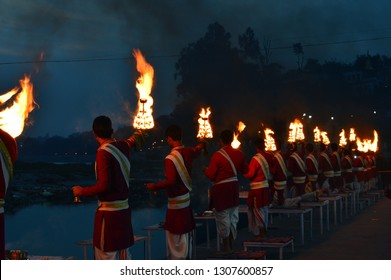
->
<box><xmin>59</xmin><ymin>118</ymin><xmax>384</xmax><ymax>259</ymax></box>
<box><xmin>0</xmin><ymin>115</ymin><xmax>382</xmax><ymax>260</ymax></box>
<box><xmin>239</xmin><ymin>137</ymin><xmax>380</xmax><ymax>251</ymax></box>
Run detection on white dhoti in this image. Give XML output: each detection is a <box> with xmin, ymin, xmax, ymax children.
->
<box><xmin>166</xmin><ymin>231</ymin><xmax>192</xmax><ymax>260</ymax></box>
<box><xmin>247</xmin><ymin>206</ymin><xmax>268</xmax><ymax>236</ymax></box>
<box><xmin>353</xmin><ymin>179</ymin><xmax>363</xmax><ymax>192</ymax></box>
<box><xmin>94</xmin><ymin>247</ymin><xmax>129</xmax><ymax>260</ymax></box>
<box><xmin>320</xmin><ymin>178</ymin><xmax>330</xmax><ymax>190</ymax></box>
<box><xmin>300</xmin><ymin>191</ymin><xmax>317</xmax><ymax>202</ymax></box>
<box><xmin>215</xmin><ymin>206</ymin><xmax>239</xmax><ymax>239</ymax></box>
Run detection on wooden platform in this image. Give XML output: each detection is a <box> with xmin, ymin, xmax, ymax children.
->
<box><xmin>243</xmin><ymin>236</ymin><xmax>294</xmax><ymax>260</ymax></box>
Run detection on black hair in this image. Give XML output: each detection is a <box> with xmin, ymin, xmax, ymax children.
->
<box><xmin>275</xmin><ymin>138</ymin><xmax>282</xmax><ymax>151</ymax></box>
<box><xmin>330</xmin><ymin>142</ymin><xmax>338</xmax><ymax>152</ymax></box>
<box><xmin>319</xmin><ymin>142</ymin><xmax>327</xmax><ymax>152</ymax></box>
<box><xmin>254</xmin><ymin>138</ymin><xmax>265</xmax><ymax>150</ymax></box>
<box><xmin>220</xmin><ymin>129</ymin><xmax>234</xmax><ymax>145</ymax></box>
<box><xmin>93</xmin><ymin>115</ymin><xmax>113</xmax><ymax>138</ymax></box>
<box><xmin>306</xmin><ymin>142</ymin><xmax>314</xmax><ymax>153</ymax></box>
<box><xmin>166</xmin><ymin>124</ymin><xmax>182</xmax><ymax>141</ymax></box>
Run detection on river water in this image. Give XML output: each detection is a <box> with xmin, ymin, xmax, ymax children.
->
<box><xmin>5</xmin><ymin>203</ymin><xmax>167</xmax><ymax>260</ymax></box>
<box><xmin>5</xmin><ymin>148</ymin><xmax>246</xmax><ymax>260</ymax></box>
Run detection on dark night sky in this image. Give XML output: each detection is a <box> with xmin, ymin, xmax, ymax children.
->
<box><xmin>1</xmin><ymin>0</ymin><xmax>390</xmax><ymax>137</ymax></box>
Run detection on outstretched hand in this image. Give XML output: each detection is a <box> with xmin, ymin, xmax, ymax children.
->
<box><xmin>145</xmin><ymin>183</ymin><xmax>155</xmax><ymax>191</ymax></box>
<box><xmin>131</xmin><ymin>130</ymin><xmax>148</xmax><ymax>150</ymax></box>
<box><xmin>72</xmin><ymin>186</ymin><xmax>83</xmax><ymax>197</ymax></box>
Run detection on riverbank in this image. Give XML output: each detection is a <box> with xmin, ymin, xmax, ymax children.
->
<box><xmin>5</xmin><ymin>159</ymin><xmax>167</xmax><ymax>214</ymax></box>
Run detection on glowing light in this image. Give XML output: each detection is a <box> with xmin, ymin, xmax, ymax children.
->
<box><xmin>357</xmin><ymin>130</ymin><xmax>378</xmax><ymax>152</ymax></box>
<box><xmin>288</xmin><ymin>118</ymin><xmax>305</xmax><ymax>143</ymax></box>
<box><xmin>349</xmin><ymin>128</ymin><xmax>356</xmax><ymax>142</ymax></box>
<box><xmin>321</xmin><ymin>131</ymin><xmax>330</xmax><ymax>145</ymax></box>
<box><xmin>196</xmin><ymin>107</ymin><xmax>213</xmax><ymax>139</ymax></box>
<box><xmin>339</xmin><ymin>129</ymin><xmax>347</xmax><ymax>147</ymax></box>
<box><xmin>264</xmin><ymin>128</ymin><xmax>276</xmax><ymax>151</ymax></box>
<box><xmin>231</xmin><ymin>121</ymin><xmax>246</xmax><ymax>149</ymax></box>
<box><xmin>132</xmin><ymin>49</ymin><xmax>155</xmax><ymax>130</ymax></box>
<box><xmin>313</xmin><ymin>126</ymin><xmax>321</xmax><ymax>143</ymax></box>
<box><xmin>0</xmin><ymin>75</ymin><xmax>36</xmax><ymax>138</ymax></box>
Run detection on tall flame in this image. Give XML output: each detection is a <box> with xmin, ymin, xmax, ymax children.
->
<box><xmin>232</xmin><ymin>121</ymin><xmax>246</xmax><ymax>149</ymax></box>
<box><xmin>0</xmin><ymin>75</ymin><xmax>35</xmax><ymax>138</ymax></box>
<box><xmin>288</xmin><ymin>118</ymin><xmax>305</xmax><ymax>143</ymax></box>
<box><xmin>321</xmin><ymin>131</ymin><xmax>330</xmax><ymax>145</ymax></box>
<box><xmin>196</xmin><ymin>107</ymin><xmax>213</xmax><ymax>138</ymax></box>
<box><xmin>349</xmin><ymin>128</ymin><xmax>356</xmax><ymax>142</ymax></box>
<box><xmin>339</xmin><ymin>129</ymin><xmax>347</xmax><ymax>147</ymax></box>
<box><xmin>314</xmin><ymin>126</ymin><xmax>330</xmax><ymax>145</ymax></box>
<box><xmin>372</xmin><ymin>130</ymin><xmax>379</xmax><ymax>152</ymax></box>
<box><xmin>264</xmin><ymin>128</ymin><xmax>276</xmax><ymax>151</ymax></box>
<box><xmin>132</xmin><ymin>49</ymin><xmax>154</xmax><ymax>129</ymax></box>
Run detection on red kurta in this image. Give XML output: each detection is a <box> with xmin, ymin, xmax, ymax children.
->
<box><xmin>353</xmin><ymin>156</ymin><xmax>365</xmax><ymax>182</ymax></box>
<box><xmin>331</xmin><ymin>151</ymin><xmax>343</xmax><ymax>189</ymax></box>
<box><xmin>204</xmin><ymin>145</ymin><xmax>249</xmax><ymax>211</ymax></box>
<box><xmin>270</xmin><ymin>151</ymin><xmax>288</xmax><ymax>205</ymax></box>
<box><xmin>0</xmin><ymin>129</ymin><xmax>18</xmax><ymax>260</ymax></box>
<box><xmin>341</xmin><ymin>155</ymin><xmax>354</xmax><ymax>184</ymax></box>
<box><xmin>318</xmin><ymin>152</ymin><xmax>333</xmax><ymax>187</ymax></box>
<box><xmin>287</xmin><ymin>151</ymin><xmax>306</xmax><ymax>195</ymax></box>
<box><xmin>80</xmin><ymin>139</ymin><xmax>135</xmax><ymax>252</ymax></box>
<box><xmin>243</xmin><ymin>151</ymin><xmax>272</xmax><ymax>208</ymax></box>
<box><xmin>270</xmin><ymin>151</ymin><xmax>287</xmax><ymax>183</ymax></box>
<box><xmin>364</xmin><ymin>154</ymin><xmax>373</xmax><ymax>182</ymax></box>
<box><xmin>305</xmin><ymin>153</ymin><xmax>319</xmax><ymax>182</ymax></box>
<box><xmin>154</xmin><ymin>145</ymin><xmax>202</xmax><ymax>234</ymax></box>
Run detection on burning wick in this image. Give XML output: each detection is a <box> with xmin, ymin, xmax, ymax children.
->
<box><xmin>74</xmin><ymin>196</ymin><xmax>81</xmax><ymax>203</ymax></box>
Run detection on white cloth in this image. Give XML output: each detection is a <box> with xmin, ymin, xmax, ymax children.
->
<box><xmin>165</xmin><ymin>231</ymin><xmax>192</xmax><ymax>260</ymax></box>
<box><xmin>94</xmin><ymin>247</ymin><xmax>129</xmax><ymax>260</ymax></box>
<box><xmin>247</xmin><ymin>206</ymin><xmax>268</xmax><ymax>236</ymax></box>
<box><xmin>166</xmin><ymin>149</ymin><xmax>192</xmax><ymax>192</ymax></box>
<box><xmin>214</xmin><ymin>206</ymin><xmax>239</xmax><ymax>239</ymax></box>
<box><xmin>99</xmin><ymin>143</ymin><xmax>130</xmax><ymax>188</ymax></box>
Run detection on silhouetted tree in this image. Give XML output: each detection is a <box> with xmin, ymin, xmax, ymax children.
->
<box><xmin>293</xmin><ymin>43</ymin><xmax>304</xmax><ymax>70</ymax></box>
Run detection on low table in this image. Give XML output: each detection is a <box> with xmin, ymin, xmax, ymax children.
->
<box><xmin>194</xmin><ymin>212</ymin><xmax>218</xmax><ymax>250</ymax></box>
<box><xmin>269</xmin><ymin>207</ymin><xmax>313</xmax><ymax>245</ymax></box>
<box><xmin>300</xmin><ymin>200</ymin><xmax>330</xmax><ymax>234</ymax></box>
<box><xmin>318</xmin><ymin>195</ymin><xmax>342</xmax><ymax>225</ymax></box>
<box><xmin>243</xmin><ymin>236</ymin><xmax>294</xmax><ymax>260</ymax></box>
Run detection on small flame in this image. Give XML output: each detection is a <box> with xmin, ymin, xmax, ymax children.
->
<box><xmin>197</xmin><ymin>107</ymin><xmax>213</xmax><ymax>138</ymax></box>
<box><xmin>339</xmin><ymin>129</ymin><xmax>347</xmax><ymax>147</ymax></box>
<box><xmin>313</xmin><ymin>126</ymin><xmax>321</xmax><ymax>143</ymax></box>
<box><xmin>0</xmin><ymin>75</ymin><xmax>36</xmax><ymax>138</ymax></box>
<box><xmin>232</xmin><ymin>121</ymin><xmax>246</xmax><ymax>149</ymax></box>
<box><xmin>288</xmin><ymin>118</ymin><xmax>305</xmax><ymax>143</ymax></box>
<box><xmin>132</xmin><ymin>49</ymin><xmax>154</xmax><ymax>130</ymax></box>
<box><xmin>264</xmin><ymin>128</ymin><xmax>276</xmax><ymax>151</ymax></box>
<box><xmin>349</xmin><ymin>128</ymin><xmax>356</xmax><ymax>142</ymax></box>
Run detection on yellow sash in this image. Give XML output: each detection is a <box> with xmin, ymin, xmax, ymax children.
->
<box><xmin>166</xmin><ymin>149</ymin><xmax>192</xmax><ymax>192</ymax></box>
<box><xmin>100</xmin><ymin>143</ymin><xmax>130</xmax><ymax>188</ymax></box>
